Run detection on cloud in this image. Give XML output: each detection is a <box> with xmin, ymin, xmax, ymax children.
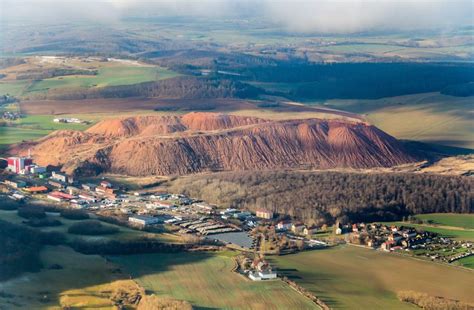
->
<box><xmin>263</xmin><ymin>0</ymin><xmax>474</xmax><ymax>33</ymax></box>
<box><xmin>2</xmin><ymin>0</ymin><xmax>472</xmax><ymax>33</ymax></box>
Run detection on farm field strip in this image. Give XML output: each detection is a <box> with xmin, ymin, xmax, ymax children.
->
<box><xmin>415</xmin><ymin>213</ymin><xmax>474</xmax><ymax>230</ymax></box>
<box><xmin>271</xmin><ymin>245</ymin><xmax>474</xmax><ymax>309</ymax></box>
<box><xmin>111</xmin><ymin>252</ymin><xmax>318</xmax><ymax>309</ymax></box>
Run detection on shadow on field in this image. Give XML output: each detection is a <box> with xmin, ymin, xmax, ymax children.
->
<box><xmin>0</xmin><ymin>245</ymin><xmax>213</xmax><ymax>309</ymax></box>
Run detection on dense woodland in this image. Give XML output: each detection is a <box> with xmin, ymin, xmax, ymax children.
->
<box><xmin>235</xmin><ymin>62</ymin><xmax>474</xmax><ymax>99</ymax></box>
<box><xmin>167</xmin><ymin>171</ymin><xmax>473</xmax><ymax>225</ymax></box>
<box><xmin>15</xmin><ymin>68</ymin><xmax>97</xmax><ymax>80</ymax></box>
<box><xmin>34</xmin><ymin>76</ymin><xmax>262</xmax><ymax>100</ymax></box>
<box><xmin>441</xmin><ymin>82</ymin><xmax>474</xmax><ymax>97</ymax></box>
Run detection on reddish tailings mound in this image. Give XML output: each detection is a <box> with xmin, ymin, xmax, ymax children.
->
<box><xmin>13</xmin><ymin>112</ymin><xmax>417</xmax><ymax>176</ymax></box>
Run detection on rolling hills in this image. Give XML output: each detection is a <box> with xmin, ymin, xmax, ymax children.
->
<box><xmin>13</xmin><ymin>112</ymin><xmax>418</xmax><ymax>176</ymax></box>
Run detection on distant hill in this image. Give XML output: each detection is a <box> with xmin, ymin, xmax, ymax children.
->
<box><xmin>13</xmin><ymin>112</ymin><xmax>418</xmax><ymax>176</ymax></box>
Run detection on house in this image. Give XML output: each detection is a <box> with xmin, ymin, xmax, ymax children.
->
<box><xmin>96</xmin><ymin>186</ymin><xmax>117</xmax><ymax>195</ymax></box>
<box><xmin>79</xmin><ymin>193</ymin><xmax>99</xmax><ymax>203</ymax></box>
<box><xmin>304</xmin><ymin>226</ymin><xmax>318</xmax><ymax>236</ymax></box>
<box><xmin>4</xmin><ymin>179</ymin><xmax>26</xmax><ymax>188</ymax></box>
<box><xmin>193</xmin><ymin>202</ymin><xmax>216</xmax><ymax>214</ymax></box>
<box><xmin>388</xmin><ymin>233</ymin><xmax>402</xmax><ymax>243</ymax></box>
<box><xmin>381</xmin><ymin>241</ymin><xmax>394</xmax><ymax>251</ymax></box>
<box><xmin>256</xmin><ymin>209</ymin><xmax>273</xmax><ymax>219</ymax></box>
<box><xmin>51</xmin><ymin>171</ymin><xmax>68</xmax><ymax>183</ymax></box>
<box><xmin>128</xmin><ymin>215</ymin><xmax>161</xmax><ymax>227</ymax></box>
<box><xmin>402</xmin><ymin>230</ymin><xmax>417</xmax><ymax>239</ymax></box>
<box><xmin>82</xmin><ymin>183</ymin><xmax>97</xmax><ymax>191</ymax></box>
<box><xmin>276</xmin><ymin>221</ymin><xmax>292</xmax><ymax>231</ymax></box>
<box><xmin>100</xmin><ymin>180</ymin><xmax>112</xmax><ymax>188</ymax></box>
<box><xmin>248</xmin><ymin>259</ymin><xmax>277</xmax><ymax>281</ymax></box>
<box><xmin>67</xmin><ymin>186</ymin><xmax>80</xmax><ymax>195</ymax></box>
<box><xmin>291</xmin><ymin>223</ymin><xmax>305</xmax><ymax>234</ymax></box>
<box><xmin>48</xmin><ymin>180</ymin><xmax>66</xmax><ymax>189</ymax></box>
<box><xmin>24</xmin><ymin>186</ymin><xmax>48</xmax><ymax>193</ymax></box>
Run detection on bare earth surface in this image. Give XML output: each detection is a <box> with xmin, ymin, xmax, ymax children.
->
<box><xmin>13</xmin><ymin>112</ymin><xmax>417</xmax><ymax>176</ymax></box>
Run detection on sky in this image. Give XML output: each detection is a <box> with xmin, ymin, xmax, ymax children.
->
<box><xmin>1</xmin><ymin>0</ymin><xmax>473</xmax><ymax>34</ymax></box>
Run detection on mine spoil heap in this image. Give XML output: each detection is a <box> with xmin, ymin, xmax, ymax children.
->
<box><xmin>13</xmin><ymin>112</ymin><xmax>417</xmax><ymax>176</ymax></box>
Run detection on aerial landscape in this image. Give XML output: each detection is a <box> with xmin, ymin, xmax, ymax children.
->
<box><xmin>0</xmin><ymin>0</ymin><xmax>473</xmax><ymax>309</ymax></box>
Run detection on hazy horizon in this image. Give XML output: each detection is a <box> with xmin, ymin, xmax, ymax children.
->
<box><xmin>2</xmin><ymin>0</ymin><xmax>473</xmax><ymax>34</ymax></box>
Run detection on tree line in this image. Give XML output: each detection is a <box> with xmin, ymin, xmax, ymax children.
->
<box><xmin>28</xmin><ymin>76</ymin><xmax>263</xmax><ymax>100</ymax></box>
<box><xmin>166</xmin><ymin>171</ymin><xmax>473</xmax><ymax>225</ymax></box>
<box><xmin>233</xmin><ymin>62</ymin><xmax>474</xmax><ymax>99</ymax></box>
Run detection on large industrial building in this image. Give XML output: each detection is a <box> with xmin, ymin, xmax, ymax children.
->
<box><xmin>7</xmin><ymin>157</ymin><xmax>33</xmax><ymax>174</ymax></box>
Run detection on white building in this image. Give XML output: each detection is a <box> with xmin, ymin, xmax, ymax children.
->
<box><xmin>128</xmin><ymin>215</ymin><xmax>161</xmax><ymax>227</ymax></box>
<box><xmin>249</xmin><ymin>270</ymin><xmax>277</xmax><ymax>281</ymax></box>
<box><xmin>51</xmin><ymin>171</ymin><xmax>68</xmax><ymax>183</ymax></box>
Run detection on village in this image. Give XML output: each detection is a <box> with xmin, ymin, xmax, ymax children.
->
<box><xmin>1</xmin><ymin>155</ymin><xmax>472</xmax><ymax>281</ymax></box>
<box><xmin>348</xmin><ymin>222</ymin><xmax>473</xmax><ymax>264</ymax></box>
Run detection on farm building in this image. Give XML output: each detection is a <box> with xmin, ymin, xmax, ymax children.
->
<box><xmin>47</xmin><ymin>191</ymin><xmax>75</xmax><ymax>202</ymax></box>
<box><xmin>256</xmin><ymin>209</ymin><xmax>273</xmax><ymax>219</ymax></box>
<box><xmin>51</xmin><ymin>171</ymin><xmax>68</xmax><ymax>183</ymax></box>
<box><xmin>79</xmin><ymin>194</ymin><xmax>99</xmax><ymax>203</ymax></box>
<box><xmin>24</xmin><ymin>186</ymin><xmax>48</xmax><ymax>193</ymax></box>
<box><xmin>4</xmin><ymin>179</ymin><xmax>26</xmax><ymax>188</ymax></box>
<box><xmin>193</xmin><ymin>202</ymin><xmax>216</xmax><ymax>214</ymax></box>
<box><xmin>48</xmin><ymin>180</ymin><xmax>66</xmax><ymax>189</ymax></box>
<box><xmin>29</xmin><ymin>165</ymin><xmax>46</xmax><ymax>174</ymax></box>
<box><xmin>128</xmin><ymin>215</ymin><xmax>161</xmax><ymax>227</ymax></box>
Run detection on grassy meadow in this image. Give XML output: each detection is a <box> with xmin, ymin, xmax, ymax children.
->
<box><xmin>26</xmin><ymin>65</ymin><xmax>178</xmax><ymax>95</ymax></box>
<box><xmin>0</xmin><ymin>57</ymin><xmax>179</xmax><ymax>98</ymax></box>
<box><xmin>271</xmin><ymin>245</ymin><xmax>474</xmax><ymax>309</ymax></box>
<box><xmin>0</xmin><ymin>127</ymin><xmax>51</xmax><ymax>151</ymax></box>
<box><xmin>415</xmin><ymin>213</ymin><xmax>474</xmax><ymax>229</ymax></box>
<box><xmin>111</xmin><ymin>252</ymin><xmax>318</xmax><ymax>310</ymax></box>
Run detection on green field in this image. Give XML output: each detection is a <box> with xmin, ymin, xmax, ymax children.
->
<box><xmin>26</xmin><ymin>66</ymin><xmax>178</xmax><ymax>95</ymax></box>
<box><xmin>0</xmin><ymin>126</ymin><xmax>51</xmax><ymax>151</ymax></box>
<box><xmin>0</xmin><ymin>80</ymin><xmax>31</xmax><ymax>97</ymax></box>
<box><xmin>111</xmin><ymin>252</ymin><xmax>318</xmax><ymax>309</ymax></box>
<box><xmin>0</xmin><ymin>62</ymin><xmax>179</xmax><ymax>98</ymax></box>
<box><xmin>415</xmin><ymin>213</ymin><xmax>474</xmax><ymax>229</ymax></box>
<box><xmin>456</xmin><ymin>255</ymin><xmax>474</xmax><ymax>269</ymax></box>
<box><xmin>0</xmin><ymin>114</ymin><xmax>94</xmax><ymax>153</ymax></box>
<box><xmin>0</xmin><ymin>245</ymin><xmax>122</xmax><ymax>309</ymax></box>
<box><xmin>271</xmin><ymin>246</ymin><xmax>474</xmax><ymax>309</ymax></box>
<box><xmin>307</xmin><ymin>92</ymin><xmax>474</xmax><ymax>149</ymax></box>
